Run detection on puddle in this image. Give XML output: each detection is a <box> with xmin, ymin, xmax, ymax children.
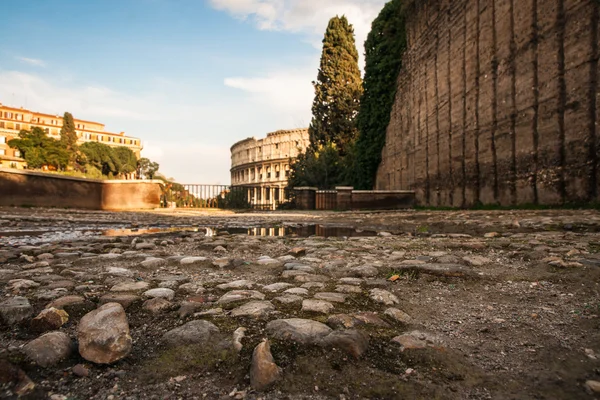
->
<box><xmin>0</xmin><ymin>223</ymin><xmax>378</xmax><ymax>245</ymax></box>
<box><xmin>102</xmin><ymin>227</ymin><xmax>201</xmax><ymax>237</ymax></box>
<box><xmin>225</xmin><ymin>225</ymin><xmax>377</xmax><ymax>238</ymax></box>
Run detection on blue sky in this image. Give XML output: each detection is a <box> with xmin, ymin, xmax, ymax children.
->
<box><xmin>0</xmin><ymin>0</ymin><xmax>387</xmax><ymax>183</ymax></box>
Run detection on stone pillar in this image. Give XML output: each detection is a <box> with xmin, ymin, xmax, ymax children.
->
<box><xmin>294</xmin><ymin>187</ymin><xmax>317</xmax><ymax>210</ymax></box>
<box><xmin>336</xmin><ymin>186</ymin><xmax>354</xmax><ymax>211</ymax></box>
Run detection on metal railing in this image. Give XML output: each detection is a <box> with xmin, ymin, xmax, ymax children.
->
<box><xmin>160</xmin><ymin>184</ymin><xmax>293</xmax><ymax>210</ymax></box>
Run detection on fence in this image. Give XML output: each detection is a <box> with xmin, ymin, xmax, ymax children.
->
<box><xmin>316</xmin><ymin>190</ymin><xmax>337</xmax><ymax>210</ymax></box>
<box><xmin>160</xmin><ymin>184</ymin><xmax>292</xmax><ymax>210</ymax></box>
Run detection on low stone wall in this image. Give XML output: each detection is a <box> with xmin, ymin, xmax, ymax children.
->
<box><xmin>0</xmin><ymin>168</ymin><xmax>161</xmax><ymax>210</ymax></box>
<box><xmin>351</xmin><ymin>190</ymin><xmax>416</xmax><ymax>210</ymax></box>
<box><xmin>294</xmin><ymin>187</ymin><xmax>415</xmax><ymax>210</ymax></box>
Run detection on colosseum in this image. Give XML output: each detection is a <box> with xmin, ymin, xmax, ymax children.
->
<box><xmin>230</xmin><ymin>128</ymin><xmax>310</xmax><ymax>209</ymax></box>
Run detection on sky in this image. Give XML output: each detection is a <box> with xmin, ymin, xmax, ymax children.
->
<box><xmin>0</xmin><ymin>0</ymin><xmax>388</xmax><ymax>184</ymax></box>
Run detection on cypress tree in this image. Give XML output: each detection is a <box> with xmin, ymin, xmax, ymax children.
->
<box><xmin>354</xmin><ymin>0</ymin><xmax>407</xmax><ymax>189</ymax></box>
<box><xmin>60</xmin><ymin>112</ymin><xmax>79</xmax><ymax>168</ymax></box>
<box><xmin>309</xmin><ymin>16</ymin><xmax>363</xmax><ymax>155</ymax></box>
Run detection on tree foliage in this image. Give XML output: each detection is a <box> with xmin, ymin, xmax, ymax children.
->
<box><xmin>80</xmin><ymin>142</ymin><xmax>139</xmax><ymax>178</ymax></box>
<box><xmin>287</xmin><ymin>144</ymin><xmax>347</xmax><ymax>190</ymax></box>
<box><xmin>309</xmin><ymin>15</ymin><xmax>363</xmax><ymax>156</ymax></box>
<box><xmin>137</xmin><ymin>157</ymin><xmax>160</xmax><ymax>179</ymax></box>
<box><xmin>113</xmin><ymin>146</ymin><xmax>137</xmax><ymax>175</ymax></box>
<box><xmin>80</xmin><ymin>142</ymin><xmax>121</xmax><ymax>177</ymax></box>
<box><xmin>289</xmin><ymin>15</ymin><xmax>362</xmax><ymax>190</ymax></box>
<box><xmin>8</xmin><ymin>127</ymin><xmax>69</xmax><ymax>170</ymax></box>
<box><xmin>59</xmin><ymin>112</ymin><xmax>80</xmax><ymax>169</ymax></box>
<box><xmin>353</xmin><ymin>0</ymin><xmax>407</xmax><ymax>189</ymax></box>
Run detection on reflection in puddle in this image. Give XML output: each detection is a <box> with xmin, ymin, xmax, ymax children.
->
<box><xmin>102</xmin><ymin>227</ymin><xmax>200</xmax><ymax>237</ymax></box>
<box><xmin>223</xmin><ymin>225</ymin><xmax>377</xmax><ymax>238</ymax></box>
<box><xmin>0</xmin><ymin>224</ymin><xmax>378</xmax><ymax>245</ymax></box>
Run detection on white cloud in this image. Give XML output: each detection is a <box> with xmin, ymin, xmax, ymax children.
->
<box><xmin>208</xmin><ymin>0</ymin><xmax>387</xmax><ymax>55</ymax></box>
<box><xmin>212</xmin><ymin>0</ymin><xmax>388</xmax><ymax>131</ymax></box>
<box><xmin>15</xmin><ymin>56</ymin><xmax>46</xmax><ymax>67</ymax></box>
<box><xmin>224</xmin><ymin>67</ymin><xmax>313</xmax><ymax>126</ymax></box>
<box><xmin>0</xmin><ymin>70</ymin><xmax>156</xmax><ymax>121</ymax></box>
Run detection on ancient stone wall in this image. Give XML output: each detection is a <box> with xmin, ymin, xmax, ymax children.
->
<box><xmin>230</xmin><ymin>129</ymin><xmax>310</xmax><ymax>209</ymax></box>
<box><xmin>376</xmin><ymin>0</ymin><xmax>599</xmax><ymax>206</ymax></box>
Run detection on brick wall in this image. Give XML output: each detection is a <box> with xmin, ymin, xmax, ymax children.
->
<box><xmin>376</xmin><ymin>0</ymin><xmax>599</xmax><ymax>206</ymax></box>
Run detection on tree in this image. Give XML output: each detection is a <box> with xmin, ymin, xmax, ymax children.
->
<box><xmin>8</xmin><ymin>127</ymin><xmax>69</xmax><ymax>170</ymax></box>
<box><xmin>309</xmin><ymin>15</ymin><xmax>363</xmax><ymax>156</ymax></box>
<box><xmin>287</xmin><ymin>144</ymin><xmax>346</xmax><ymax>190</ymax></box>
<box><xmin>137</xmin><ymin>157</ymin><xmax>159</xmax><ymax>179</ymax></box>
<box><xmin>80</xmin><ymin>142</ymin><xmax>121</xmax><ymax>177</ymax></box>
<box><xmin>113</xmin><ymin>147</ymin><xmax>137</xmax><ymax>176</ymax></box>
<box><xmin>353</xmin><ymin>0</ymin><xmax>407</xmax><ymax>189</ymax></box>
<box><xmin>60</xmin><ymin>112</ymin><xmax>80</xmax><ymax>169</ymax></box>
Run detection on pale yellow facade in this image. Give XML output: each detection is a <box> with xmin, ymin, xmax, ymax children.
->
<box><xmin>230</xmin><ymin>128</ymin><xmax>310</xmax><ymax>209</ymax></box>
<box><xmin>0</xmin><ymin>102</ymin><xmax>143</xmax><ymax>168</ymax></box>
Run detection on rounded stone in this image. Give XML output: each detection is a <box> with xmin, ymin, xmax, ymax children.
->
<box><xmin>217</xmin><ymin>290</ymin><xmax>265</xmax><ymax>305</ymax></box>
<box><xmin>230</xmin><ymin>301</ymin><xmax>275</xmax><ymax>318</ymax></box>
<box><xmin>369</xmin><ymin>288</ymin><xmax>400</xmax><ymax>305</ymax></box>
<box><xmin>301</xmin><ymin>299</ymin><xmax>334</xmax><ymax>314</ymax></box>
<box><xmin>110</xmin><ymin>281</ymin><xmax>150</xmax><ymax>292</ymax></box>
<box><xmin>143</xmin><ymin>288</ymin><xmax>175</xmax><ymax>301</ymax></box>
<box><xmin>0</xmin><ymin>296</ymin><xmax>33</xmax><ymax>325</ymax></box>
<box><xmin>162</xmin><ymin>320</ymin><xmax>220</xmax><ymax>347</ymax></box>
<box><xmin>266</xmin><ymin>318</ymin><xmax>332</xmax><ymax>344</ymax></box>
<box><xmin>250</xmin><ymin>339</ymin><xmax>282</xmax><ymax>391</ymax></box>
<box><xmin>23</xmin><ymin>331</ymin><xmax>73</xmax><ymax>367</ymax></box>
<box><xmin>320</xmin><ymin>329</ymin><xmax>369</xmax><ymax>359</ymax></box>
<box><xmin>77</xmin><ymin>303</ymin><xmax>132</xmax><ymax>364</ymax></box>
<box><xmin>30</xmin><ymin>307</ymin><xmax>69</xmax><ymax>333</ymax></box>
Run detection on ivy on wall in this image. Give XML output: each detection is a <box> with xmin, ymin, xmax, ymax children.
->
<box><xmin>353</xmin><ymin>0</ymin><xmax>407</xmax><ymax>189</ymax></box>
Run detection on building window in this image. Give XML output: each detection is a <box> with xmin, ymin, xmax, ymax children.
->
<box><xmin>15</xmin><ymin>124</ymin><xmax>21</xmax><ymax>130</ymax></box>
<box><xmin>44</xmin><ymin>128</ymin><xmax>49</xmax><ymax>134</ymax></box>
<box><xmin>98</xmin><ymin>135</ymin><xmax>103</xmax><ymax>141</ymax></box>
<box><xmin>14</xmin><ymin>150</ymin><xmax>20</xmax><ymax>157</ymax></box>
<box><xmin>266</xmin><ymin>188</ymin><xmax>271</xmax><ymax>201</ymax></box>
<box><xmin>0</xmin><ymin>136</ymin><xmax>5</xmax><ymax>144</ymax></box>
<box><xmin>275</xmin><ymin>143</ymin><xmax>279</xmax><ymax>149</ymax></box>
<box><xmin>275</xmin><ymin>171</ymin><xmax>280</xmax><ymax>178</ymax></box>
<box><xmin>0</xmin><ymin>122</ymin><xmax>4</xmax><ymax>128</ymax></box>
<box><xmin>0</xmin><ymin>149</ymin><xmax>5</xmax><ymax>156</ymax></box>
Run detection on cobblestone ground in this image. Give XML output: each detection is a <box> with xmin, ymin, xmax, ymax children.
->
<box><xmin>1</xmin><ymin>207</ymin><xmax>600</xmax><ymax>399</ymax></box>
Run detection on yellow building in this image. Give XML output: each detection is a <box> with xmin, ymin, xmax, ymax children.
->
<box><xmin>0</xmin><ymin>102</ymin><xmax>143</xmax><ymax>169</ymax></box>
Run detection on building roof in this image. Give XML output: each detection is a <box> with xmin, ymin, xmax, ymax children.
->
<box><xmin>0</xmin><ymin>102</ymin><xmax>104</xmax><ymax>127</ymax></box>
